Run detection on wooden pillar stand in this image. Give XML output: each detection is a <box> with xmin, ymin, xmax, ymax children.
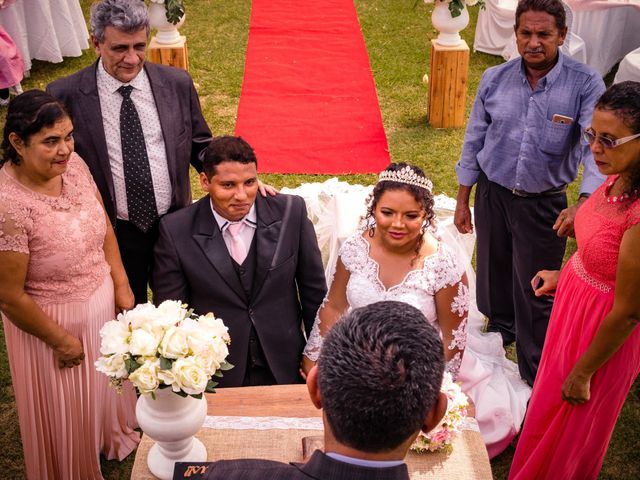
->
<box><xmin>428</xmin><ymin>39</ymin><xmax>469</xmax><ymax>128</ymax></box>
<box><xmin>148</xmin><ymin>35</ymin><xmax>189</xmax><ymax>71</ymax></box>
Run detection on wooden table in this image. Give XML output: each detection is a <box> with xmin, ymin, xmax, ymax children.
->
<box><xmin>131</xmin><ymin>385</ymin><xmax>492</xmax><ymax>479</ymax></box>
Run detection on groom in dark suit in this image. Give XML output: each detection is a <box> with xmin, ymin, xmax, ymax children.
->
<box><xmin>152</xmin><ymin>136</ymin><xmax>327</xmax><ymax>387</ymax></box>
<box><xmin>203</xmin><ymin>301</ymin><xmax>448</xmax><ymax>480</ymax></box>
<box><xmin>46</xmin><ymin>0</ymin><xmax>212</xmax><ymax>304</ymax></box>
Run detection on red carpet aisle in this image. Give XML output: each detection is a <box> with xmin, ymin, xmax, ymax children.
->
<box><xmin>235</xmin><ymin>0</ymin><xmax>390</xmax><ymax>173</ymax></box>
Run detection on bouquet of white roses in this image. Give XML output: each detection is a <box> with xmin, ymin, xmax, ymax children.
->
<box><xmin>411</xmin><ymin>372</ymin><xmax>469</xmax><ymax>454</ymax></box>
<box><xmin>95</xmin><ymin>300</ymin><xmax>232</xmax><ymax>398</ymax></box>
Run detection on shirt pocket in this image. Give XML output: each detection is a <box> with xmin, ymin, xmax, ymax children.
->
<box><xmin>540</xmin><ymin>119</ymin><xmax>573</xmax><ymax>156</ymax></box>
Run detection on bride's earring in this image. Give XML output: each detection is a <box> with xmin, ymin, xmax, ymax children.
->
<box><xmin>368</xmin><ymin>225</ymin><xmax>376</xmax><ymax>237</ymax></box>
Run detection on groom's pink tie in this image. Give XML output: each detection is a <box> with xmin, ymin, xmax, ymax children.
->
<box><xmin>227</xmin><ymin>222</ymin><xmax>247</xmax><ymax>264</ymax></box>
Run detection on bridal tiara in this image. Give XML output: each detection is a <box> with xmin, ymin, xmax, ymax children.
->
<box><xmin>378</xmin><ymin>165</ymin><xmax>433</xmax><ymax>192</ymax></box>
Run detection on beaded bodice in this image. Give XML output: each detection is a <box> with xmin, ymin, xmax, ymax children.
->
<box><xmin>573</xmin><ymin>175</ymin><xmax>640</xmax><ymax>293</ymax></box>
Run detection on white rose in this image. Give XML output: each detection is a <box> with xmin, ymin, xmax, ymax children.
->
<box><xmin>172</xmin><ymin>357</ymin><xmax>209</xmax><ymax>395</ymax></box>
<box><xmin>180</xmin><ymin>318</ymin><xmax>213</xmax><ymax>354</ymax></box>
<box><xmin>193</xmin><ymin>348</ymin><xmax>221</xmax><ymax>375</ymax></box>
<box><xmin>129</xmin><ymin>359</ymin><xmax>160</xmax><ymax>394</ymax></box>
<box><xmin>210</xmin><ymin>337</ymin><xmax>230</xmax><ymax>365</ymax></box>
<box><xmin>159</xmin><ymin>325</ymin><xmax>190</xmax><ymax>359</ymax></box>
<box><xmin>157</xmin><ymin>300</ymin><xmax>189</xmax><ymax>322</ymax></box>
<box><xmin>157</xmin><ymin>366</ymin><xmax>179</xmax><ymax>391</ymax></box>
<box><xmin>99</xmin><ymin>319</ymin><xmax>130</xmax><ymax>355</ymax></box>
<box><xmin>198</xmin><ymin>314</ymin><xmax>230</xmax><ymax>342</ymax></box>
<box><xmin>95</xmin><ymin>353</ymin><xmax>128</xmax><ymax>378</ymax></box>
<box><xmin>127</xmin><ymin>303</ymin><xmax>162</xmax><ymax>330</ymax></box>
<box><xmin>465</xmin><ymin>0</ymin><xmax>479</xmax><ymax>6</ymax></box>
<box><xmin>129</xmin><ymin>328</ymin><xmax>159</xmax><ymax>357</ymax></box>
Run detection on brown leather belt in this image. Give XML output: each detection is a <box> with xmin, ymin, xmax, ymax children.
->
<box><xmin>511</xmin><ymin>184</ymin><xmax>567</xmax><ymax>198</ymax></box>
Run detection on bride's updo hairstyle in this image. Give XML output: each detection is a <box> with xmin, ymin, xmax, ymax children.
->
<box><xmin>364</xmin><ymin>162</ymin><xmax>435</xmax><ymax>258</ymax></box>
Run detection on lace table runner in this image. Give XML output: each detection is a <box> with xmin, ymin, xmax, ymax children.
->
<box><xmin>202</xmin><ymin>415</ymin><xmax>480</xmax><ymax>432</ymax></box>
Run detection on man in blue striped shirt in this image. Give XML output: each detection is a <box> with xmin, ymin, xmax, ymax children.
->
<box><xmin>454</xmin><ymin>0</ymin><xmax>605</xmax><ymax>386</ymax></box>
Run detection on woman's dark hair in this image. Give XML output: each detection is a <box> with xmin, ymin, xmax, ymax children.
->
<box><xmin>1</xmin><ymin>90</ymin><xmax>70</xmax><ymax>166</ymax></box>
<box><xmin>364</xmin><ymin>162</ymin><xmax>435</xmax><ymax>262</ymax></box>
<box><xmin>595</xmin><ymin>81</ymin><xmax>640</xmax><ymax>194</ymax></box>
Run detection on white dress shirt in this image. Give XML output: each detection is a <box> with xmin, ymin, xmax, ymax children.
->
<box><xmin>210</xmin><ymin>200</ymin><xmax>257</xmax><ymax>259</ymax></box>
<box><xmin>96</xmin><ymin>59</ymin><xmax>172</xmax><ymax>220</ymax></box>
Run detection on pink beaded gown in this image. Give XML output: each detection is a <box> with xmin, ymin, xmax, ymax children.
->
<box><xmin>509</xmin><ymin>176</ymin><xmax>640</xmax><ymax>479</ymax></box>
<box><xmin>0</xmin><ymin>153</ymin><xmax>140</xmax><ymax>479</ymax></box>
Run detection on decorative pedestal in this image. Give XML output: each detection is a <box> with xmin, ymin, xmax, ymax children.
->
<box><xmin>136</xmin><ymin>388</ymin><xmax>207</xmax><ymax>480</ymax></box>
<box><xmin>148</xmin><ymin>36</ymin><xmax>190</xmax><ymax>71</ymax></box>
<box><xmin>427</xmin><ymin>39</ymin><xmax>469</xmax><ymax>128</ymax></box>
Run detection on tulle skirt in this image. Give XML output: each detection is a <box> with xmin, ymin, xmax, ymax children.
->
<box><xmin>2</xmin><ymin>275</ymin><xmax>139</xmax><ymax>480</ymax></box>
<box><xmin>509</xmin><ymin>258</ymin><xmax>640</xmax><ymax>479</ymax></box>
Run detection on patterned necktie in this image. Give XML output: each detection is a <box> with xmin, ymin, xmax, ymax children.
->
<box><xmin>227</xmin><ymin>222</ymin><xmax>248</xmax><ymax>264</ymax></box>
<box><xmin>118</xmin><ymin>85</ymin><xmax>158</xmax><ymax>232</ymax></box>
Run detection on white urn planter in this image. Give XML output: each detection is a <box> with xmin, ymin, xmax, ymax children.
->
<box><xmin>432</xmin><ymin>1</ymin><xmax>469</xmax><ymax>47</ymax></box>
<box><xmin>148</xmin><ymin>3</ymin><xmax>186</xmax><ymax>45</ymax></box>
<box><xmin>136</xmin><ymin>388</ymin><xmax>207</xmax><ymax>480</ymax></box>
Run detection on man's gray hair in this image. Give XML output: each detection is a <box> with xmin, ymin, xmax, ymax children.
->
<box><xmin>90</xmin><ymin>0</ymin><xmax>150</xmax><ymax>43</ymax></box>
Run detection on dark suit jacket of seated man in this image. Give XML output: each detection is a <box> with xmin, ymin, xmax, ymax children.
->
<box><xmin>203</xmin><ymin>302</ymin><xmax>448</xmax><ymax>480</ymax></box>
<box><xmin>152</xmin><ymin>136</ymin><xmax>327</xmax><ymax>387</ymax></box>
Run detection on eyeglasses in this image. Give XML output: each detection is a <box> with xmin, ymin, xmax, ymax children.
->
<box><xmin>582</xmin><ymin>128</ymin><xmax>640</xmax><ymax>149</ymax></box>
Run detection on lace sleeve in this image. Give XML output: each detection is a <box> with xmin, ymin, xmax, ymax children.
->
<box><xmin>445</xmin><ymin>282</ymin><xmax>469</xmax><ymax>378</ymax></box>
<box><xmin>303</xmin><ymin>310</ymin><xmax>325</xmax><ymax>361</ymax></box>
<box><xmin>0</xmin><ymin>206</ymin><xmax>30</xmax><ymax>254</ymax></box>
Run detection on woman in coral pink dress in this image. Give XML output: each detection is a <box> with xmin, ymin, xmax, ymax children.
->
<box><xmin>0</xmin><ymin>91</ymin><xmax>139</xmax><ymax>479</ymax></box>
<box><xmin>509</xmin><ymin>81</ymin><xmax>640</xmax><ymax>479</ymax></box>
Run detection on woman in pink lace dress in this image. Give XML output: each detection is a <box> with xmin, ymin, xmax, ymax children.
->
<box><xmin>510</xmin><ymin>82</ymin><xmax>640</xmax><ymax>479</ymax></box>
<box><xmin>0</xmin><ymin>90</ymin><xmax>139</xmax><ymax>479</ymax></box>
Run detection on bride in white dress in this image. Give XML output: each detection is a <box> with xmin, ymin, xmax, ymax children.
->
<box><xmin>300</xmin><ymin>163</ymin><xmax>530</xmax><ymax>458</ymax></box>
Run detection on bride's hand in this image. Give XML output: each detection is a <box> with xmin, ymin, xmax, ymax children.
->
<box><xmin>300</xmin><ymin>355</ymin><xmax>316</xmax><ymax>380</ymax></box>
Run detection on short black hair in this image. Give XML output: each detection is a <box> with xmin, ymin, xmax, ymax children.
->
<box><xmin>1</xmin><ymin>90</ymin><xmax>70</xmax><ymax>166</ymax></box>
<box><xmin>515</xmin><ymin>0</ymin><xmax>566</xmax><ymax>32</ymax></box>
<box><xmin>202</xmin><ymin>136</ymin><xmax>257</xmax><ymax>179</ymax></box>
<box><xmin>318</xmin><ymin>301</ymin><xmax>445</xmax><ymax>452</ymax></box>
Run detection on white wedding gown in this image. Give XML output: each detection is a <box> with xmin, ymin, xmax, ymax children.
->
<box><xmin>285</xmin><ymin>180</ymin><xmax>531</xmax><ymax>459</ymax></box>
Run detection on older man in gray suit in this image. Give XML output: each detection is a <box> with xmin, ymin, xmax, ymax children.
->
<box><xmin>47</xmin><ymin>0</ymin><xmax>212</xmax><ymax>304</ymax></box>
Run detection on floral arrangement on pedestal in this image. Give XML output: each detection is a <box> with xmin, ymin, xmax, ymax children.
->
<box><xmin>423</xmin><ymin>0</ymin><xmax>484</xmax><ymax>18</ymax></box>
<box><xmin>95</xmin><ymin>300</ymin><xmax>232</xmax><ymax>398</ymax></box>
<box><xmin>149</xmin><ymin>0</ymin><xmax>185</xmax><ymax>25</ymax></box>
<box><xmin>411</xmin><ymin>372</ymin><xmax>469</xmax><ymax>454</ymax></box>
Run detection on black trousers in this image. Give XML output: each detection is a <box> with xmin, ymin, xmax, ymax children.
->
<box><xmin>115</xmin><ymin>219</ymin><xmax>159</xmax><ymax>305</ymax></box>
<box><xmin>474</xmin><ymin>174</ymin><xmax>567</xmax><ymax>386</ymax></box>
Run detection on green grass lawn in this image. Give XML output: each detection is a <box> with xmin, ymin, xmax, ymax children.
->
<box><xmin>0</xmin><ymin>1</ymin><xmax>638</xmax><ymax>478</ymax></box>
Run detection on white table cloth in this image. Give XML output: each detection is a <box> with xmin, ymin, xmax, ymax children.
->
<box><xmin>614</xmin><ymin>46</ymin><xmax>640</xmax><ymax>82</ymax></box>
<box><xmin>0</xmin><ymin>0</ymin><xmax>89</xmax><ymax>74</ymax></box>
<box><xmin>566</xmin><ymin>0</ymin><xmax>640</xmax><ymax>76</ymax></box>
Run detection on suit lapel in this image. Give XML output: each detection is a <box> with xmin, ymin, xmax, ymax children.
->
<box><xmin>253</xmin><ymin>195</ymin><xmax>285</xmax><ymax>298</ymax></box>
<box><xmin>145</xmin><ymin>64</ymin><xmax>179</xmax><ymax>194</ymax></box>
<box><xmin>192</xmin><ymin>198</ymin><xmax>248</xmax><ymax>302</ymax></box>
<box><xmin>78</xmin><ymin>61</ymin><xmax>115</xmax><ymax>203</ymax></box>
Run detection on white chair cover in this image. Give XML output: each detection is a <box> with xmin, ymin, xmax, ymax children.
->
<box><xmin>473</xmin><ymin>0</ymin><xmax>518</xmax><ymax>56</ymax></box>
<box><xmin>614</xmin><ymin>46</ymin><xmax>640</xmax><ymax>83</ymax></box>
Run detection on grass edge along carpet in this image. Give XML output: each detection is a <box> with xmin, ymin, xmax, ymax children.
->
<box><xmin>234</xmin><ymin>0</ymin><xmax>390</xmax><ymax>174</ymax></box>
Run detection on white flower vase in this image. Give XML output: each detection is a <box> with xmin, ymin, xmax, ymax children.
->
<box><xmin>148</xmin><ymin>3</ymin><xmax>186</xmax><ymax>45</ymax></box>
<box><xmin>136</xmin><ymin>388</ymin><xmax>207</xmax><ymax>480</ymax></box>
<box><xmin>431</xmin><ymin>1</ymin><xmax>469</xmax><ymax>47</ymax></box>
